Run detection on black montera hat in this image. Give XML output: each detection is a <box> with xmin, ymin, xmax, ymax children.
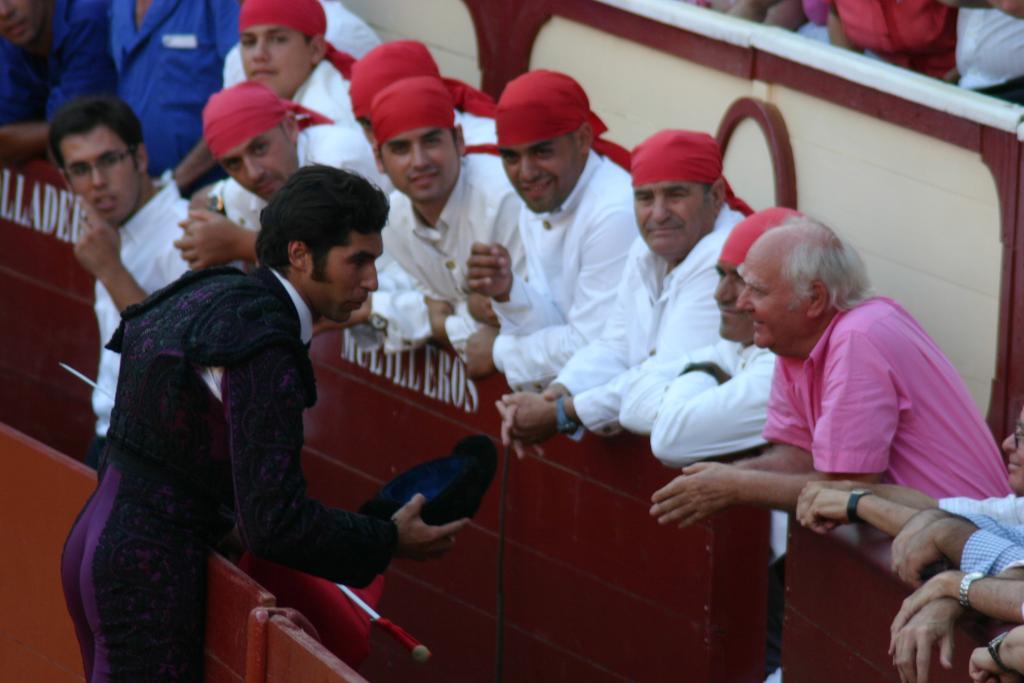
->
<box><xmin>359</xmin><ymin>435</ymin><xmax>497</xmax><ymax>526</ymax></box>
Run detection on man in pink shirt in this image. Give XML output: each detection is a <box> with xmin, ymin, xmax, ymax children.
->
<box><xmin>651</xmin><ymin>216</ymin><xmax>1009</xmax><ymax>528</ymax></box>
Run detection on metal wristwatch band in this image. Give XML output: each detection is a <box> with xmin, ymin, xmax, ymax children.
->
<box><xmin>988</xmin><ymin>632</ymin><xmax>1013</xmax><ymax>673</ymax></box>
<box><xmin>959</xmin><ymin>571</ymin><xmax>985</xmax><ymax>609</ymax></box>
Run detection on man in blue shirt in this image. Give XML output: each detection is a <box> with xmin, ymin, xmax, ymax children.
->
<box><xmin>111</xmin><ymin>0</ymin><xmax>238</xmax><ymax>193</ymax></box>
<box><xmin>0</xmin><ymin>0</ymin><xmax>117</xmax><ymax>161</ymax></box>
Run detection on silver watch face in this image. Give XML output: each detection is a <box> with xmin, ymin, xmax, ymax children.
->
<box><xmin>370</xmin><ymin>314</ymin><xmax>387</xmax><ymax>331</ymax></box>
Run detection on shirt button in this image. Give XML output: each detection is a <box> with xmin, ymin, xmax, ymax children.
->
<box><xmin>649</xmin><ymin>348</ymin><xmax>656</xmax><ymax>356</ymax></box>
<box><xmin>445</xmin><ymin>259</ymin><xmax>456</xmax><ymax>270</ymax></box>
<box><xmin>543</xmin><ymin>220</ymin><xmax>552</xmax><ymax>230</ymax></box>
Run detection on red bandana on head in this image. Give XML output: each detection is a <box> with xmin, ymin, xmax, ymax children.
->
<box><xmin>239</xmin><ymin>0</ymin><xmax>357</xmax><ymax>79</ymax></box>
<box><xmin>719</xmin><ymin>206</ymin><xmax>803</xmax><ymax>265</ymax></box>
<box><xmin>349</xmin><ymin>40</ymin><xmax>495</xmax><ymax>121</ymax></box>
<box><xmin>370</xmin><ymin>76</ymin><xmax>455</xmax><ymax>144</ymax></box>
<box><xmin>202</xmin><ymin>81</ymin><xmax>332</xmax><ymax>158</ymax></box>
<box><xmin>494</xmin><ymin>70</ymin><xmax>630</xmax><ymax>171</ymax></box>
<box><xmin>630</xmin><ymin>129</ymin><xmax>753</xmax><ymax>216</ymax></box>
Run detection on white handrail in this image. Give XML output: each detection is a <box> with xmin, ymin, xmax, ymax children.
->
<box><xmin>595</xmin><ymin>0</ymin><xmax>1024</xmax><ymax>135</ymax></box>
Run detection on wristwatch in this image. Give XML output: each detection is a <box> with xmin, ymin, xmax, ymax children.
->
<box><xmin>369</xmin><ymin>313</ymin><xmax>388</xmax><ymax>334</ymax></box>
<box><xmin>846</xmin><ymin>489</ymin><xmax>872</xmax><ymax>523</ymax></box>
<box><xmin>959</xmin><ymin>571</ymin><xmax>985</xmax><ymax>608</ymax></box>
<box><xmin>988</xmin><ymin>631</ymin><xmax>1014</xmax><ymax>673</ymax></box>
<box><xmin>555</xmin><ymin>395</ymin><xmax>580</xmax><ymax>434</ymax></box>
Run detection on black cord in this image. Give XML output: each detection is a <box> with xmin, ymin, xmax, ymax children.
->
<box><xmin>495</xmin><ymin>443</ymin><xmax>512</xmax><ymax>682</ymax></box>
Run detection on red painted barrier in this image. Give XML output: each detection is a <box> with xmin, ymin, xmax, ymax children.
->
<box><xmin>0</xmin><ymin>160</ymin><xmax>96</xmax><ymax>459</ymax></box>
<box><xmin>784</xmin><ymin>523</ymin><xmax>990</xmax><ymax>682</ymax></box>
<box><xmin>303</xmin><ymin>331</ymin><xmax>773</xmax><ymax>682</ymax></box>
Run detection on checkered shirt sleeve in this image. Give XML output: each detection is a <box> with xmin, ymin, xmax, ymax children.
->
<box><xmin>958</xmin><ymin>513</ymin><xmax>1024</xmax><ymax>576</ymax></box>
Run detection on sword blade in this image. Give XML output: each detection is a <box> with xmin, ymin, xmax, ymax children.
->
<box><xmin>59</xmin><ymin>362</ymin><xmax>113</xmax><ymax>400</ymax></box>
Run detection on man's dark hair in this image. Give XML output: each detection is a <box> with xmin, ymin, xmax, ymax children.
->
<box><xmin>49</xmin><ymin>96</ymin><xmax>144</xmax><ymax>168</ymax></box>
<box><xmin>256</xmin><ymin>165</ymin><xmax>389</xmax><ymax>276</ymax></box>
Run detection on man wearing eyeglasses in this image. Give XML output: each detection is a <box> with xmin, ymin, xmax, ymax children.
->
<box><xmin>49</xmin><ymin>95</ymin><xmax>189</xmax><ymax>467</ymax></box>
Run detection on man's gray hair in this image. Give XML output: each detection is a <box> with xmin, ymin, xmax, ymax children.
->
<box><xmin>779</xmin><ymin>218</ymin><xmax>872</xmax><ymax>311</ymax></box>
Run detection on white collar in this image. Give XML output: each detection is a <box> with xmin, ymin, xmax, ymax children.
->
<box><xmin>413</xmin><ymin>157</ymin><xmax>467</xmax><ymax>240</ymax></box>
<box><xmin>120</xmin><ymin>179</ymin><xmax>177</xmax><ymax>244</ymax></box>
<box><xmin>270</xmin><ymin>269</ymin><xmax>314</xmax><ymax>344</ymax></box>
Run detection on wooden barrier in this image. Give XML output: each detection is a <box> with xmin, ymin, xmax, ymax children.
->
<box><xmin>0</xmin><ymin>423</ymin><xmax>375</xmax><ymax>683</ymax></box>
<box><xmin>783</xmin><ymin>523</ymin><xmax>990</xmax><ymax>682</ymax></box>
<box><xmin>0</xmin><ymin>424</ymin><xmax>94</xmax><ymax>683</ymax></box>
<box><xmin>0</xmin><ymin>160</ymin><xmax>96</xmax><ymax>459</ymax></box>
<box><xmin>304</xmin><ymin>332</ymin><xmax>773</xmax><ymax>682</ymax></box>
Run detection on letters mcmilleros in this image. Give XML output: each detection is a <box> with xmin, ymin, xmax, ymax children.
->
<box><xmin>340</xmin><ymin>331</ymin><xmax>480</xmax><ymax>414</ymax></box>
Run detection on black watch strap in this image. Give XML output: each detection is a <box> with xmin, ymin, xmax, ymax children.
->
<box><xmin>989</xmin><ymin>632</ymin><xmax>1014</xmax><ymax>674</ymax></box>
<box><xmin>847</xmin><ymin>489</ymin><xmax>872</xmax><ymax>524</ymax></box>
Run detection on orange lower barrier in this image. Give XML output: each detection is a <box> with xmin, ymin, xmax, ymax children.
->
<box><xmin>0</xmin><ymin>423</ymin><xmax>375</xmax><ymax>682</ymax></box>
<box><xmin>0</xmin><ymin>423</ymin><xmax>94</xmax><ymax>683</ymax></box>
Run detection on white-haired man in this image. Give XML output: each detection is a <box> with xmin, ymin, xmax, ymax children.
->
<box><xmin>650</xmin><ymin>218</ymin><xmax>1010</xmax><ymax>528</ymax></box>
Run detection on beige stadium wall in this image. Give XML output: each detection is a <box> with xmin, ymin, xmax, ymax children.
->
<box><xmin>341</xmin><ymin>0</ymin><xmax>482</xmax><ymax>87</ymax></box>
<box><xmin>531</xmin><ymin>17</ymin><xmax>1001</xmax><ymax>411</ymax></box>
<box><xmin>342</xmin><ymin>6</ymin><xmax>1002</xmax><ymax>412</ymax></box>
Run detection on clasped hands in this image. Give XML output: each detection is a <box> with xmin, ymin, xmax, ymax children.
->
<box><xmin>494</xmin><ymin>385</ymin><xmax>563</xmax><ymax>460</ymax></box>
<box><xmin>176</xmin><ymin>209</ymin><xmax>253</xmax><ymax>270</ymax></box>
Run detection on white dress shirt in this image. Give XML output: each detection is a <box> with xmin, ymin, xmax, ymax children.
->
<box><xmin>618</xmin><ymin>339</ymin><xmax>776</xmax><ymax>466</ymax></box>
<box><xmin>491</xmin><ymin>151</ymin><xmax>635</xmax><ymax>390</ymax></box>
<box><xmin>382</xmin><ymin>154</ymin><xmax>523</xmax><ymax>354</ymax></box>
<box><xmin>940</xmin><ymin>494</ymin><xmax>1024</xmax><ymax>525</ymax></box>
<box><xmin>956</xmin><ymin>9</ymin><xmax>1024</xmax><ymax>90</ymax></box>
<box><xmin>557</xmin><ymin>205</ymin><xmax>745</xmax><ymax>435</ymax></box>
<box><xmin>93</xmin><ymin>182</ymin><xmax>190</xmax><ymax>435</ymax></box>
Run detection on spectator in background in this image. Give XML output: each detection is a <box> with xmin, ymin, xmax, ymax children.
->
<box><xmin>111</xmin><ymin>0</ymin><xmax>238</xmax><ymax>193</ymax></box>
<box><xmin>939</xmin><ymin>0</ymin><xmax>1024</xmax><ymax>104</ymax></box>
<box><xmin>0</xmin><ymin>0</ymin><xmax>116</xmax><ymax>161</ymax></box>
<box><xmin>728</xmin><ymin>0</ymin><xmax>832</xmax><ymax>40</ymax></box>
<box><xmin>466</xmin><ymin>70</ymin><xmax>635</xmax><ymax>387</ymax></box>
<box><xmin>496</xmin><ymin>130</ymin><xmax>750</xmax><ymax>449</ymax></box>
<box><xmin>826</xmin><ymin>0</ymin><xmax>958</xmax><ymax>78</ymax></box>
<box><xmin>176</xmin><ymin>80</ymin><xmax>383</xmax><ymax>270</ymax></box>
<box><xmin>49</xmin><ymin>96</ymin><xmax>188</xmax><ymax>467</ymax></box>
<box><xmin>349</xmin><ymin>39</ymin><xmax>497</xmax><ymax>146</ymax></box>
<box><xmin>229</xmin><ymin>0</ymin><xmax>364</xmax><ymax>131</ymax></box>
<box><xmin>993</xmin><ymin>0</ymin><xmax>1024</xmax><ymax>17</ymax></box>
<box><xmin>222</xmin><ymin>0</ymin><xmax>379</xmax><ymax>90</ymax></box>
<box><xmin>727</xmin><ymin>0</ymin><xmax>812</xmax><ymax>30</ymax></box>
<box><xmin>369</xmin><ymin>75</ymin><xmax>524</xmax><ymax>357</ymax></box>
